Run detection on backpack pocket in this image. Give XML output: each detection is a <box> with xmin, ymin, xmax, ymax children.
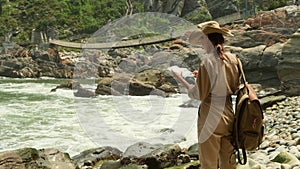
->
<box><xmin>242</xmin><ymin>132</ymin><xmax>260</xmax><ymax>151</ymax></box>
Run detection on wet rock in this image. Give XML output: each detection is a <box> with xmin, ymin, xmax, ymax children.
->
<box><xmin>99</xmin><ymin>160</ymin><xmax>122</xmax><ymax>169</ymax></box>
<box><xmin>123</xmin><ymin>142</ymin><xmax>164</xmax><ymax>158</ymax></box>
<box><xmin>72</xmin><ymin>146</ymin><xmax>122</xmax><ymax>169</ymax></box>
<box><xmin>50</xmin><ymin>80</ymin><xmax>82</xmax><ymax>92</ymax></box>
<box><xmin>95</xmin><ymin>77</ymin><xmax>116</xmax><ymax>95</ymax></box>
<box><xmin>73</xmin><ymin>87</ymin><xmax>97</xmax><ymax>98</ymax></box>
<box><xmin>141</xmin><ymin>144</ymin><xmax>184</xmax><ymax>168</ymax></box>
<box><xmin>130</xmin><ymin>69</ymin><xmax>170</xmax><ymax>96</ymax></box>
<box><xmin>270</xmin><ymin>151</ymin><xmax>300</xmax><ymax>166</ymax></box>
<box><xmin>179</xmin><ymin>99</ymin><xmax>201</xmax><ymax>108</ymax></box>
<box><xmin>186</xmin><ymin>143</ymin><xmax>198</xmax><ymax>159</ymax></box>
<box><xmin>133</xmin><ymin>69</ymin><xmax>164</xmax><ymax>88</ymax></box>
<box><xmin>0</xmin><ymin>148</ymin><xmax>76</xmax><ymax>169</ymax></box>
<box><xmin>122</xmin><ymin>143</ymin><xmax>183</xmax><ymax>169</ymax></box>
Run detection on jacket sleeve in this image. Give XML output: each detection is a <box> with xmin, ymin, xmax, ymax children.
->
<box><xmin>196</xmin><ymin>62</ymin><xmax>211</xmax><ymax>101</ymax></box>
<box><xmin>187</xmin><ymin>84</ymin><xmax>200</xmax><ymax>100</ymax></box>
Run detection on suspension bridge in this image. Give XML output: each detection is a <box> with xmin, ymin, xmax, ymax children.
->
<box><xmin>49</xmin><ymin>35</ymin><xmax>176</xmax><ymax>49</ymax></box>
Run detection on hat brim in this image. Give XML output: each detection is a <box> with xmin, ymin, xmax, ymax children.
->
<box><xmin>199</xmin><ymin>26</ymin><xmax>234</xmax><ymax>36</ymax></box>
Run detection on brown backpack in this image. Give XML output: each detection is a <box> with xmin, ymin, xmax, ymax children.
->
<box><xmin>233</xmin><ymin>58</ymin><xmax>264</xmax><ymax>165</ymax></box>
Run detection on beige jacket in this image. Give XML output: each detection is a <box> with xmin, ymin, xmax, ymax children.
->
<box><xmin>197</xmin><ymin>52</ymin><xmax>240</xmax><ymax>101</ymax></box>
<box><xmin>195</xmin><ymin>52</ymin><xmax>241</xmax><ymax>142</ymax></box>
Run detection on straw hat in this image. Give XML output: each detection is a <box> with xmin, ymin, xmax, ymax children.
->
<box><xmin>197</xmin><ymin>21</ymin><xmax>233</xmax><ymax>36</ymax></box>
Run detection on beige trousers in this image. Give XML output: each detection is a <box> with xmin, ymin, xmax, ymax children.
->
<box><xmin>197</xmin><ymin>99</ymin><xmax>236</xmax><ymax>169</ymax></box>
<box><xmin>198</xmin><ymin>134</ymin><xmax>236</xmax><ymax>169</ymax></box>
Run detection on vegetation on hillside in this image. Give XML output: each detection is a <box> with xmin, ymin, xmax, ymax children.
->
<box><xmin>0</xmin><ymin>0</ymin><xmax>292</xmax><ymax>47</ymax></box>
<box><xmin>0</xmin><ymin>0</ymin><xmax>144</xmax><ymax>45</ymax></box>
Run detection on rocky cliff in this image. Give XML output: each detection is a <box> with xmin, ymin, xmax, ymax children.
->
<box><xmin>226</xmin><ymin>5</ymin><xmax>299</xmax><ymax>94</ymax></box>
<box><xmin>141</xmin><ymin>0</ymin><xmax>239</xmax><ymax>22</ymax></box>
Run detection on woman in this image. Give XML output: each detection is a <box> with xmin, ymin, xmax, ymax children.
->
<box><xmin>187</xmin><ymin>21</ymin><xmax>241</xmax><ymax>169</ymax></box>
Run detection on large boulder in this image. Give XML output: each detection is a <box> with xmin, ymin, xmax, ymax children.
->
<box><xmin>278</xmin><ymin>29</ymin><xmax>300</xmax><ymax>96</ymax></box>
<box><xmin>0</xmin><ymin>148</ymin><xmax>76</xmax><ymax>169</ymax></box>
<box><xmin>72</xmin><ymin>146</ymin><xmax>122</xmax><ymax>169</ymax></box>
<box><xmin>95</xmin><ymin>70</ymin><xmax>178</xmax><ymax>97</ymax></box>
<box><xmin>123</xmin><ymin>142</ymin><xmax>165</xmax><ymax>158</ymax></box>
<box><xmin>121</xmin><ymin>143</ymin><xmax>184</xmax><ymax>169</ymax></box>
<box><xmin>205</xmin><ymin>0</ymin><xmax>238</xmax><ymax>18</ymax></box>
<box><xmin>227</xmin><ymin>44</ymin><xmax>282</xmax><ymax>88</ymax></box>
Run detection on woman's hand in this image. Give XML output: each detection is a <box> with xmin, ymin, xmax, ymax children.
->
<box><xmin>171</xmin><ymin>69</ymin><xmax>183</xmax><ymax>78</ymax></box>
<box><xmin>245</xmin><ymin>83</ymin><xmax>258</xmax><ymax>101</ymax></box>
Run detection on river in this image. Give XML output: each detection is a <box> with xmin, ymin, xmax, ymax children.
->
<box><xmin>0</xmin><ymin>77</ymin><xmax>198</xmax><ymax>157</ymax></box>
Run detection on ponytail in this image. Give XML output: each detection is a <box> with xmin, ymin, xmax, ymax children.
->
<box><xmin>216</xmin><ymin>44</ymin><xmax>225</xmax><ymax>60</ymax></box>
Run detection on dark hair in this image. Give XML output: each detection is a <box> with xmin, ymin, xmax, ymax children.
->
<box><xmin>207</xmin><ymin>33</ymin><xmax>225</xmax><ymax>59</ymax></box>
<box><xmin>207</xmin><ymin>33</ymin><xmax>225</xmax><ymax>46</ymax></box>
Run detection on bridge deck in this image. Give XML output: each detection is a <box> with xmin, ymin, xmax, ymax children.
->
<box><xmin>49</xmin><ymin>35</ymin><xmax>176</xmax><ymax>49</ymax></box>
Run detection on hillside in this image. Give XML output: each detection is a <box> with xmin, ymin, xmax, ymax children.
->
<box><xmin>0</xmin><ymin>0</ymin><xmax>293</xmax><ymax>47</ymax></box>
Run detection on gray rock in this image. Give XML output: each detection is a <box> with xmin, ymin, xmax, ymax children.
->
<box><xmin>141</xmin><ymin>144</ymin><xmax>182</xmax><ymax>168</ymax></box>
<box><xmin>99</xmin><ymin>160</ymin><xmax>122</xmax><ymax>169</ymax></box>
<box><xmin>123</xmin><ymin>142</ymin><xmax>164</xmax><ymax>158</ymax></box>
<box><xmin>281</xmin><ymin>163</ymin><xmax>292</xmax><ymax>169</ymax></box>
<box><xmin>227</xmin><ymin>44</ymin><xmax>281</xmax><ymax>87</ymax></box>
<box><xmin>72</xmin><ymin>146</ymin><xmax>122</xmax><ymax>169</ymax></box>
<box><xmin>260</xmin><ymin>95</ymin><xmax>286</xmax><ymax>109</ymax></box>
<box><xmin>205</xmin><ymin>0</ymin><xmax>238</xmax><ymax>18</ymax></box>
<box><xmin>270</xmin><ymin>151</ymin><xmax>300</xmax><ymax>166</ymax></box>
<box><xmin>278</xmin><ymin>29</ymin><xmax>300</xmax><ymax>96</ymax></box>
<box><xmin>186</xmin><ymin>143</ymin><xmax>198</xmax><ymax>158</ymax></box>
<box><xmin>260</xmin><ymin>140</ymin><xmax>271</xmax><ymax>149</ymax></box>
<box><xmin>249</xmin><ymin>152</ymin><xmax>269</xmax><ymax>165</ymax></box>
<box><xmin>236</xmin><ymin>158</ymin><xmax>267</xmax><ymax>169</ymax></box>
<box><xmin>96</xmin><ymin>69</ymin><xmax>177</xmax><ymax>96</ymax></box>
<box><xmin>119</xmin><ymin>163</ymin><xmax>148</xmax><ymax>169</ymax></box>
<box><xmin>122</xmin><ymin>143</ymin><xmax>182</xmax><ymax>169</ymax></box>
<box><xmin>179</xmin><ymin>99</ymin><xmax>200</xmax><ymax>108</ymax></box>
<box><xmin>0</xmin><ymin>148</ymin><xmax>76</xmax><ymax>169</ymax></box>
<box><xmin>266</xmin><ymin>162</ymin><xmax>282</xmax><ymax>169</ymax></box>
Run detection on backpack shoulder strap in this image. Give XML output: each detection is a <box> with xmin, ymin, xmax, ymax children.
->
<box><xmin>237</xmin><ymin>148</ymin><xmax>247</xmax><ymax>165</ymax></box>
<box><xmin>234</xmin><ymin>57</ymin><xmax>249</xmax><ymax>165</ymax></box>
<box><xmin>236</xmin><ymin>58</ymin><xmax>247</xmax><ymax>85</ymax></box>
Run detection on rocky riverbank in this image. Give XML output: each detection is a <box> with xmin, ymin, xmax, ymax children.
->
<box><xmin>0</xmin><ymin>96</ymin><xmax>299</xmax><ymax>169</ymax></box>
<box><xmin>0</xmin><ymin>5</ymin><xmax>299</xmax><ymax>169</ymax></box>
